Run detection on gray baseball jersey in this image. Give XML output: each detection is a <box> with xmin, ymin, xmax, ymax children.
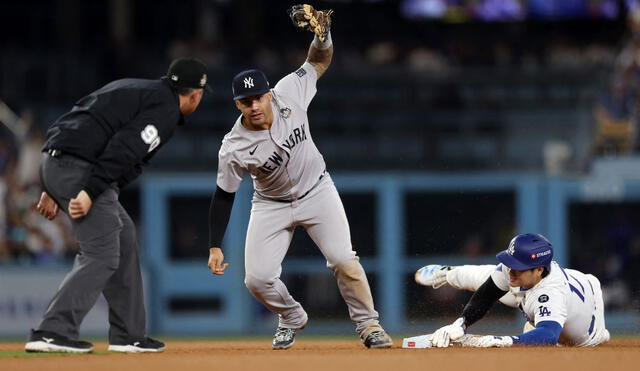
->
<box><xmin>216</xmin><ymin>62</ymin><xmax>381</xmax><ymax>335</ymax></box>
<box><xmin>217</xmin><ymin>62</ymin><xmax>325</xmax><ymax>200</ymax></box>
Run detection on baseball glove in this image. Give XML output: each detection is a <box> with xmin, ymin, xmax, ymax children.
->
<box><xmin>287</xmin><ymin>4</ymin><xmax>333</xmax><ymax>42</ymax></box>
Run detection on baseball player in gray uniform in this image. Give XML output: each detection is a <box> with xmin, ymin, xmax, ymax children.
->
<box><xmin>206</xmin><ymin>5</ymin><xmax>392</xmax><ymax>350</ymax></box>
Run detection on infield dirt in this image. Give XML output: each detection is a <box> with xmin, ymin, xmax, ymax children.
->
<box><xmin>1</xmin><ymin>338</ymin><xmax>638</xmax><ymax>371</ymax></box>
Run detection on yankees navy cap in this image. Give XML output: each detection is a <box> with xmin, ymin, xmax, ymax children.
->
<box><xmin>496</xmin><ymin>233</ymin><xmax>553</xmax><ymax>271</ymax></box>
<box><xmin>232</xmin><ymin>69</ymin><xmax>270</xmax><ymax>100</ymax></box>
<box><xmin>164</xmin><ymin>58</ymin><xmax>212</xmax><ymax>92</ymax></box>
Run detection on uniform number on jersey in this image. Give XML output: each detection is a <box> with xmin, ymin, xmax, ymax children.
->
<box><xmin>538</xmin><ymin>306</ymin><xmax>551</xmax><ymax>317</ymax></box>
<box><xmin>141</xmin><ymin>124</ymin><xmax>161</xmax><ymax>153</ymax></box>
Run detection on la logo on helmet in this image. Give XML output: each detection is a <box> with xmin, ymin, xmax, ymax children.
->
<box><xmin>507</xmin><ymin>239</ymin><xmax>516</xmax><ymax>255</ymax></box>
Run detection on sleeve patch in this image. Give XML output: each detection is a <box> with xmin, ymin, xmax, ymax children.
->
<box><xmin>295</xmin><ymin>68</ymin><xmax>307</xmax><ymax>77</ymax></box>
<box><xmin>538</xmin><ymin>294</ymin><xmax>549</xmax><ymax>303</ymax></box>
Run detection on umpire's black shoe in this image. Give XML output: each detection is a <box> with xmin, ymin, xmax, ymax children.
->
<box><xmin>25</xmin><ymin>329</ymin><xmax>94</xmax><ymax>353</ymax></box>
<box><xmin>108</xmin><ymin>337</ymin><xmax>166</xmax><ymax>353</ymax></box>
<box><xmin>363</xmin><ymin>330</ymin><xmax>393</xmax><ymax>349</ymax></box>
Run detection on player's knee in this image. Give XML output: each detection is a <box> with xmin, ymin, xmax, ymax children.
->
<box><xmin>94</xmin><ymin>250</ymin><xmax>120</xmax><ymax>271</ymax></box>
<box><xmin>331</xmin><ymin>258</ymin><xmax>364</xmax><ymax>278</ymax></box>
<box><xmin>81</xmin><ymin>251</ymin><xmax>120</xmax><ymax>271</ymax></box>
<box><xmin>244</xmin><ymin>274</ymin><xmax>274</xmax><ymax>293</ymax></box>
<box><xmin>326</xmin><ymin>252</ymin><xmax>358</xmax><ymax>271</ymax></box>
<box><xmin>76</xmin><ymin>229</ymin><xmax>123</xmax><ymax>270</ymax></box>
<box><xmin>119</xmin><ymin>226</ymin><xmax>138</xmax><ymax>251</ymax></box>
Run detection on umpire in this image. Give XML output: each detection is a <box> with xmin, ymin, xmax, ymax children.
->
<box><xmin>25</xmin><ymin>58</ymin><xmax>211</xmax><ymax>353</ymax></box>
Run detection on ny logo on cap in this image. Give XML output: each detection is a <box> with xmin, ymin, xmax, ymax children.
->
<box><xmin>200</xmin><ymin>74</ymin><xmax>207</xmax><ymax>87</ymax></box>
<box><xmin>244</xmin><ymin>77</ymin><xmax>254</xmax><ymax>88</ymax></box>
<box><xmin>171</xmin><ymin>75</ymin><xmax>179</xmax><ymax>82</ymax></box>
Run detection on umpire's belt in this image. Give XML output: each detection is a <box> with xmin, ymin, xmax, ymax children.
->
<box><xmin>45</xmin><ymin>148</ymin><xmax>63</xmax><ymax>157</ymax></box>
<box><xmin>45</xmin><ymin>149</ymin><xmax>90</xmax><ymax>164</ymax></box>
<box><xmin>268</xmin><ymin>170</ymin><xmax>326</xmax><ymax>203</ymax></box>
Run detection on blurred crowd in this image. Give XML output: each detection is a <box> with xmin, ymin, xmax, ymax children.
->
<box><xmin>589</xmin><ymin>9</ymin><xmax>640</xmax><ymax>158</ymax></box>
<box><xmin>167</xmin><ymin>22</ymin><xmax>618</xmax><ymax>76</ymax></box>
<box><xmin>0</xmin><ymin>114</ymin><xmax>77</xmax><ymax>265</ymax></box>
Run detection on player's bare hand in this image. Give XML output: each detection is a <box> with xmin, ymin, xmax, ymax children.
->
<box><xmin>68</xmin><ymin>190</ymin><xmax>92</xmax><ymax>219</ymax></box>
<box><xmin>36</xmin><ymin>192</ymin><xmax>59</xmax><ymax>220</ymax></box>
<box><xmin>432</xmin><ymin>317</ymin><xmax>466</xmax><ymax>347</ymax></box>
<box><xmin>208</xmin><ymin>247</ymin><xmax>229</xmax><ymax>275</ymax></box>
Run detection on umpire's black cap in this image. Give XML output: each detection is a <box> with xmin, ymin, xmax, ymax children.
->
<box><xmin>232</xmin><ymin>69</ymin><xmax>270</xmax><ymax>100</ymax></box>
<box><xmin>164</xmin><ymin>58</ymin><xmax>212</xmax><ymax>92</ymax></box>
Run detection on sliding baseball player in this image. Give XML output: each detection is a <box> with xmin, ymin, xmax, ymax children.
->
<box><xmin>405</xmin><ymin>233</ymin><xmax>610</xmax><ymax>348</ymax></box>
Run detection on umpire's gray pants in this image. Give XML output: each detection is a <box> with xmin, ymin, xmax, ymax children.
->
<box><xmin>37</xmin><ymin>153</ymin><xmax>145</xmax><ymax>343</ymax></box>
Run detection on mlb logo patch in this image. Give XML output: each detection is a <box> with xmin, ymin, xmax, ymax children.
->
<box><xmin>295</xmin><ymin>67</ymin><xmax>307</xmax><ymax>77</ymax></box>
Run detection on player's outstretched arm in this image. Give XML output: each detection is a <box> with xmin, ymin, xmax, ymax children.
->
<box><xmin>207</xmin><ymin>186</ymin><xmax>235</xmax><ymax>275</ymax></box>
<box><xmin>458</xmin><ymin>321</ymin><xmax>562</xmax><ymax>347</ymax></box>
<box><xmin>460</xmin><ymin>276</ymin><xmax>508</xmax><ymax>326</ymax></box>
<box><xmin>432</xmin><ymin>276</ymin><xmax>507</xmax><ymax>347</ymax></box>
<box><xmin>432</xmin><ymin>317</ymin><xmax>466</xmax><ymax>347</ymax></box>
<box><xmin>511</xmin><ymin>321</ymin><xmax>562</xmax><ymax>345</ymax></box>
<box><xmin>306</xmin><ymin>33</ymin><xmax>333</xmax><ymax>79</ymax></box>
<box><xmin>288</xmin><ymin>4</ymin><xmax>334</xmax><ymax>78</ymax></box>
<box><xmin>460</xmin><ymin>334</ymin><xmax>514</xmax><ymax>348</ymax></box>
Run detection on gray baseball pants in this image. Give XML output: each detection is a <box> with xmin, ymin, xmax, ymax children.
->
<box><xmin>36</xmin><ymin>153</ymin><xmax>145</xmax><ymax>344</ymax></box>
<box><xmin>244</xmin><ymin>173</ymin><xmax>382</xmax><ymax>338</ymax></box>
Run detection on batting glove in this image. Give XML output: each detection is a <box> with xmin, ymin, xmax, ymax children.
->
<box><xmin>432</xmin><ymin>317</ymin><xmax>466</xmax><ymax>347</ymax></box>
<box><xmin>463</xmin><ymin>335</ymin><xmax>514</xmax><ymax>348</ymax></box>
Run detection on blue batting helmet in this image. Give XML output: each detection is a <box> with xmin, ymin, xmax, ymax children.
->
<box><xmin>496</xmin><ymin>233</ymin><xmax>553</xmax><ymax>270</ymax></box>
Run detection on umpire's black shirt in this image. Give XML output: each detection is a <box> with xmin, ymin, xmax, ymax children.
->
<box><xmin>43</xmin><ymin>78</ymin><xmax>184</xmax><ymax>200</ymax></box>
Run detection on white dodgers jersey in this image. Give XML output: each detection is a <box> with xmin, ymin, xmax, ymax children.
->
<box><xmin>491</xmin><ymin>261</ymin><xmax>609</xmax><ymax>346</ymax></box>
<box><xmin>217</xmin><ymin>62</ymin><xmax>326</xmax><ymax>200</ymax></box>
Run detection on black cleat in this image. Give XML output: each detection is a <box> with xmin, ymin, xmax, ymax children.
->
<box><xmin>25</xmin><ymin>329</ymin><xmax>94</xmax><ymax>353</ymax></box>
<box><xmin>363</xmin><ymin>330</ymin><xmax>393</xmax><ymax>349</ymax></box>
<box><xmin>108</xmin><ymin>337</ymin><xmax>166</xmax><ymax>353</ymax></box>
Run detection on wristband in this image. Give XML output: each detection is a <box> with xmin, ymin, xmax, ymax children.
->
<box><xmin>312</xmin><ymin>31</ymin><xmax>332</xmax><ymax>50</ymax></box>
